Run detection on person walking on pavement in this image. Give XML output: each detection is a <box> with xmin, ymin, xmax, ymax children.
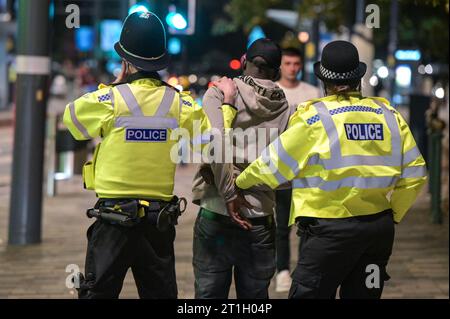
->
<box><xmin>191</xmin><ymin>38</ymin><xmax>291</xmax><ymax>299</ymax></box>
<box><xmin>63</xmin><ymin>11</ymin><xmax>219</xmax><ymax>299</ymax></box>
<box><xmin>235</xmin><ymin>41</ymin><xmax>427</xmax><ymax>299</ymax></box>
<box><xmin>274</xmin><ymin>47</ymin><xmax>321</xmax><ymax>292</ymax></box>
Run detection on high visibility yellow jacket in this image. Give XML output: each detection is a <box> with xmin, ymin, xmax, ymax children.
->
<box><xmin>63</xmin><ymin>76</ymin><xmax>210</xmax><ymax>201</ymax></box>
<box><xmin>236</xmin><ymin>93</ymin><xmax>427</xmax><ymax>224</ymax></box>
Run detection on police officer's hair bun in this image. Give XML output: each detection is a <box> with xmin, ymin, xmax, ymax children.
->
<box><xmin>325</xmin><ymin>80</ymin><xmax>361</xmax><ymax>95</ymax></box>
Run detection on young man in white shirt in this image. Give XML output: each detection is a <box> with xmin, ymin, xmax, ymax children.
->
<box><xmin>274</xmin><ymin>47</ymin><xmax>320</xmax><ymax>292</ymax></box>
<box><xmin>277</xmin><ymin>47</ymin><xmax>320</xmax><ymax>109</ymax></box>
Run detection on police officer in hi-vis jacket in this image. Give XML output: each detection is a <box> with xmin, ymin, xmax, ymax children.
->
<box><xmin>63</xmin><ymin>11</ymin><xmax>234</xmax><ymax>299</ymax></box>
<box><xmin>235</xmin><ymin>41</ymin><xmax>427</xmax><ymax>299</ymax></box>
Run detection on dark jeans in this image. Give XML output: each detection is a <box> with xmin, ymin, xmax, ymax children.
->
<box><xmin>275</xmin><ymin>188</ymin><xmax>299</xmax><ymax>271</ymax></box>
<box><xmin>193</xmin><ymin>209</ymin><xmax>276</xmax><ymax>299</ymax></box>
<box><xmin>289</xmin><ymin>210</ymin><xmax>395</xmax><ymax>299</ymax></box>
<box><xmin>79</xmin><ymin>219</ymin><xmax>177</xmax><ymax>299</ymax></box>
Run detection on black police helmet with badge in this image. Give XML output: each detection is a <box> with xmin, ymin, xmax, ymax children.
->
<box><xmin>314</xmin><ymin>40</ymin><xmax>367</xmax><ymax>84</ymax></box>
<box><xmin>114</xmin><ymin>11</ymin><xmax>170</xmax><ymax>72</ymax></box>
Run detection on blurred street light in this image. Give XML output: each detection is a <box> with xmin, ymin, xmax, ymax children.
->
<box><xmin>198</xmin><ymin>77</ymin><xmax>207</xmax><ymax>86</ymax></box>
<box><xmin>168</xmin><ymin>37</ymin><xmax>182</xmax><ymax>55</ymax></box>
<box><xmin>247</xmin><ymin>26</ymin><xmax>266</xmax><ymax>48</ymax></box>
<box><xmin>435</xmin><ymin>87</ymin><xmax>445</xmax><ymax>99</ymax></box>
<box><xmin>188</xmin><ymin>74</ymin><xmax>198</xmax><ymax>83</ymax></box>
<box><xmin>418</xmin><ymin>65</ymin><xmax>426</xmax><ymax>75</ymax></box>
<box><xmin>395</xmin><ymin>49</ymin><xmax>421</xmax><ymax>61</ymax></box>
<box><xmin>168</xmin><ymin>76</ymin><xmax>179</xmax><ymax>86</ymax></box>
<box><xmin>369</xmin><ymin>75</ymin><xmax>379</xmax><ymax>87</ymax></box>
<box><xmin>395</xmin><ymin>65</ymin><xmax>412</xmax><ymax>88</ymax></box>
<box><xmin>166</xmin><ymin>12</ymin><xmax>188</xmax><ymax>30</ymax></box>
<box><xmin>229</xmin><ymin>59</ymin><xmax>241</xmax><ymax>70</ymax></box>
<box><xmin>166</xmin><ymin>1</ymin><xmax>196</xmax><ymax>35</ymax></box>
<box><xmin>298</xmin><ymin>31</ymin><xmax>310</xmax><ymax>43</ymax></box>
<box><xmin>377</xmin><ymin>66</ymin><xmax>389</xmax><ymax>79</ymax></box>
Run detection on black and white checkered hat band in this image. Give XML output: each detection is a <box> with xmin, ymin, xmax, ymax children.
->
<box><xmin>320</xmin><ymin>64</ymin><xmax>359</xmax><ymax>80</ymax></box>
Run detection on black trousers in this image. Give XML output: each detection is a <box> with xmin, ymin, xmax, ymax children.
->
<box><xmin>289</xmin><ymin>210</ymin><xmax>395</xmax><ymax>299</ymax></box>
<box><xmin>275</xmin><ymin>188</ymin><xmax>299</xmax><ymax>271</ymax></box>
<box><xmin>79</xmin><ymin>219</ymin><xmax>177</xmax><ymax>299</ymax></box>
<box><xmin>193</xmin><ymin>209</ymin><xmax>276</xmax><ymax>299</ymax></box>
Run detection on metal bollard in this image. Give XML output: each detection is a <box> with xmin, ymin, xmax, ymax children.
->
<box><xmin>426</xmin><ymin>113</ymin><xmax>446</xmax><ymax>224</ymax></box>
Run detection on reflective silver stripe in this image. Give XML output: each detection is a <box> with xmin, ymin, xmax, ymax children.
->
<box><xmin>307</xmin><ymin>154</ymin><xmax>321</xmax><ymax>166</ymax></box>
<box><xmin>315</xmin><ymin>102</ymin><xmax>342</xmax><ymax>158</ymax></box>
<box><xmin>115</xmin><ymin>84</ymin><xmax>144</xmax><ymax>117</ymax></box>
<box><xmin>109</xmin><ymin>88</ymin><xmax>115</xmax><ymax>110</ymax></box>
<box><xmin>308</xmin><ymin>101</ymin><xmax>402</xmax><ymax>169</ymax></box>
<box><xmin>372</xmin><ymin>99</ymin><xmax>402</xmax><ymax>166</ymax></box>
<box><xmin>293</xmin><ymin>175</ymin><xmax>398</xmax><ymax>191</ymax></box>
<box><xmin>154</xmin><ymin>87</ymin><xmax>176</xmax><ymax>117</ymax></box>
<box><xmin>403</xmin><ymin>146</ymin><xmax>422</xmax><ymax>166</ymax></box>
<box><xmin>118</xmin><ymin>41</ymin><xmax>166</xmax><ymax>61</ymax></box>
<box><xmin>115</xmin><ymin>116</ymin><xmax>178</xmax><ymax>129</ymax></box>
<box><xmin>261</xmin><ymin>148</ymin><xmax>288</xmax><ymax>185</ymax></box>
<box><xmin>272</xmin><ymin>138</ymin><xmax>300</xmax><ymax>175</ymax></box>
<box><xmin>69</xmin><ymin>102</ymin><xmax>91</xmax><ymax>139</ymax></box>
<box><xmin>401</xmin><ymin>165</ymin><xmax>427</xmax><ymax>178</ymax></box>
<box><xmin>16</xmin><ymin>55</ymin><xmax>51</xmax><ymax>75</ymax></box>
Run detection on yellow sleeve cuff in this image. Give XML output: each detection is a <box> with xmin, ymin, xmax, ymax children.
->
<box><xmin>220</xmin><ymin>104</ymin><xmax>237</xmax><ymax>129</ymax></box>
<box><xmin>236</xmin><ymin>172</ymin><xmax>250</xmax><ymax>189</ymax></box>
<box><xmin>98</xmin><ymin>83</ymin><xmax>111</xmax><ymax>89</ymax></box>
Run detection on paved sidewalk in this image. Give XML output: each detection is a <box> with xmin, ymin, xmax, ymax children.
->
<box><xmin>0</xmin><ymin>125</ymin><xmax>448</xmax><ymax>298</ymax></box>
<box><xmin>0</xmin><ymin>170</ymin><xmax>448</xmax><ymax>298</ymax></box>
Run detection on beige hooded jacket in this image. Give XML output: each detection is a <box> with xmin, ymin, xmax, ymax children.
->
<box><xmin>192</xmin><ymin>75</ymin><xmax>293</xmax><ymax>218</ymax></box>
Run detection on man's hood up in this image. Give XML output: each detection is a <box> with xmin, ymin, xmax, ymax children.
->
<box><xmin>234</xmin><ymin>76</ymin><xmax>288</xmax><ymax>118</ymax></box>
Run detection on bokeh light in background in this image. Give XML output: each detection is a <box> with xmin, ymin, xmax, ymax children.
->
<box><xmin>167</xmin><ymin>76</ymin><xmax>179</xmax><ymax>87</ymax></box>
<box><xmin>168</xmin><ymin>37</ymin><xmax>181</xmax><ymax>55</ymax></box>
<box><xmin>298</xmin><ymin>31</ymin><xmax>310</xmax><ymax>43</ymax></box>
<box><xmin>247</xmin><ymin>26</ymin><xmax>266</xmax><ymax>48</ymax></box>
<box><xmin>188</xmin><ymin>74</ymin><xmax>198</xmax><ymax>83</ymax></box>
<box><xmin>377</xmin><ymin>66</ymin><xmax>389</xmax><ymax>79</ymax></box>
<box><xmin>229</xmin><ymin>59</ymin><xmax>241</xmax><ymax>70</ymax></box>
<box><xmin>166</xmin><ymin>12</ymin><xmax>188</xmax><ymax>30</ymax></box>
<box><xmin>198</xmin><ymin>77</ymin><xmax>208</xmax><ymax>86</ymax></box>
<box><xmin>418</xmin><ymin>65</ymin><xmax>426</xmax><ymax>75</ymax></box>
<box><xmin>369</xmin><ymin>75</ymin><xmax>379</xmax><ymax>87</ymax></box>
<box><xmin>395</xmin><ymin>65</ymin><xmax>412</xmax><ymax>88</ymax></box>
<box><xmin>435</xmin><ymin>87</ymin><xmax>445</xmax><ymax>99</ymax></box>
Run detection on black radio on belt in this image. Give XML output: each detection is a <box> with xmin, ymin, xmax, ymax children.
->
<box><xmin>86</xmin><ymin>197</ymin><xmax>187</xmax><ymax>231</ymax></box>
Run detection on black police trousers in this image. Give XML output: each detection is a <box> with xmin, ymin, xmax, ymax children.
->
<box><xmin>275</xmin><ymin>188</ymin><xmax>300</xmax><ymax>272</ymax></box>
<box><xmin>289</xmin><ymin>210</ymin><xmax>395</xmax><ymax>299</ymax></box>
<box><xmin>79</xmin><ymin>219</ymin><xmax>177</xmax><ymax>299</ymax></box>
<box><xmin>193</xmin><ymin>209</ymin><xmax>276</xmax><ymax>299</ymax></box>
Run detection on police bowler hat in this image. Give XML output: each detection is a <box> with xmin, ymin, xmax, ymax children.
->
<box><xmin>314</xmin><ymin>41</ymin><xmax>366</xmax><ymax>84</ymax></box>
<box><xmin>114</xmin><ymin>11</ymin><xmax>170</xmax><ymax>72</ymax></box>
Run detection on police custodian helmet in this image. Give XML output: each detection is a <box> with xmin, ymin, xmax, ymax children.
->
<box><xmin>314</xmin><ymin>40</ymin><xmax>367</xmax><ymax>84</ymax></box>
<box><xmin>114</xmin><ymin>11</ymin><xmax>170</xmax><ymax>72</ymax></box>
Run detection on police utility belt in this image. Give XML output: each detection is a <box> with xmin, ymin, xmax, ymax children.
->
<box><xmin>86</xmin><ymin>196</ymin><xmax>187</xmax><ymax>231</ymax></box>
